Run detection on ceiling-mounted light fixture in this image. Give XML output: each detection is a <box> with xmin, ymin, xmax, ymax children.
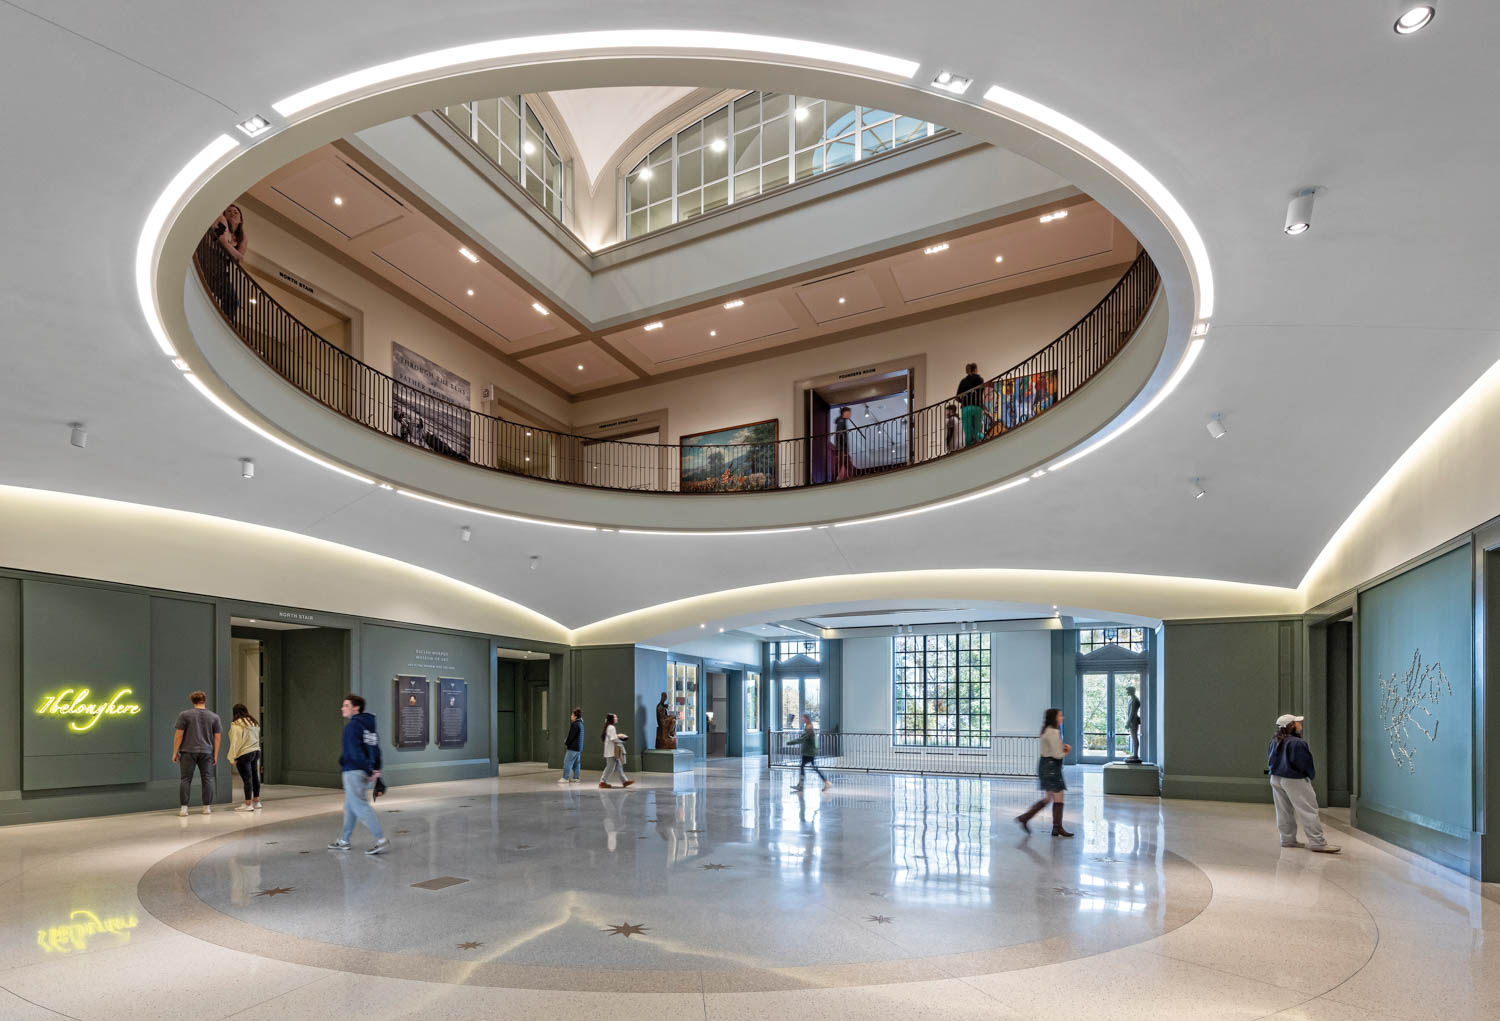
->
<box><xmin>522</xmin><ymin>140</ymin><xmax>537</xmax><ymax>155</ymax></box>
<box><xmin>709</xmin><ymin>138</ymin><xmax>726</xmax><ymax>153</ymax></box>
<box><xmin>529</xmin><ymin>555</ymin><xmax>540</xmax><ymax>571</ymax></box>
<box><xmin>240</xmin><ymin>457</ymin><xmax>255</xmax><ymax>479</ymax></box>
<box><xmin>1284</xmin><ymin>188</ymin><xmax>1316</xmax><ymax>235</ymax></box>
<box><xmin>1192</xmin><ymin>321</ymin><xmax>1210</xmax><ymax>337</ymax></box>
<box><xmin>1191</xmin><ymin>477</ymin><xmax>1207</xmax><ymax>500</ymax></box>
<box><xmin>531</xmin><ymin>302</ymin><xmax>550</xmax><ymax>315</ymax></box>
<box><xmin>643</xmin><ymin>321</ymin><xmax>664</xmax><ymax>331</ymax></box>
<box><xmin>722</xmin><ymin>298</ymin><xmax>744</xmax><ymax>309</ymax></box>
<box><xmin>1206</xmin><ymin>414</ymin><xmax>1227</xmax><ymax>440</ymax></box>
<box><xmin>1394</xmin><ymin>4</ymin><xmax>1436</xmax><ymax>34</ymax></box>
<box><xmin>931</xmin><ymin>70</ymin><xmax>972</xmax><ymax>95</ymax></box>
<box><xmin>458</xmin><ymin>246</ymin><xmax>480</xmax><ymax>263</ymax></box>
<box><xmin>709</xmin><ymin>329</ymin><xmax>717</xmax><ymax>337</ymax></box>
<box><xmin>994</xmin><ymin>255</ymin><xmax>1004</xmax><ymax>263</ymax></box>
<box><xmin>923</xmin><ymin>242</ymin><xmax>950</xmax><ymax>254</ymax></box>
<box><xmin>332</xmin><ymin>196</ymin><xmax>344</xmax><ymax>206</ymax></box>
<box><xmin>1039</xmin><ymin>209</ymin><xmax>1070</xmax><ymax>223</ymax></box>
<box><xmin>794</xmin><ymin>106</ymin><xmax>809</xmax><ymax>121</ymax></box>
<box><xmin>459</xmin><ymin>526</ymin><xmax>472</xmax><ymax>543</ymax></box>
<box><xmin>68</xmin><ymin>423</ymin><xmax>87</xmax><ymax>449</ymax></box>
<box><xmin>236</xmin><ymin>114</ymin><xmax>271</xmax><ymax>137</ymax></box>
<box><xmin>466</xmin><ymin>288</ymin><xmax>475</xmax><ymax>296</ymax></box>
<box><xmin>837</xmin><ymin>296</ymin><xmax>846</xmax><ymax>304</ymax></box>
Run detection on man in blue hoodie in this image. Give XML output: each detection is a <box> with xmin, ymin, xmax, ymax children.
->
<box><xmin>328</xmin><ymin>693</ymin><xmax>388</xmax><ymax>855</ymax></box>
<box><xmin>1267</xmin><ymin>713</ymin><xmax>1340</xmax><ymax>854</ymax></box>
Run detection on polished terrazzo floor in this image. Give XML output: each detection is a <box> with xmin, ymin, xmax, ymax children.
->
<box><xmin>0</xmin><ymin>760</ymin><xmax>1496</xmax><ymax>1019</ymax></box>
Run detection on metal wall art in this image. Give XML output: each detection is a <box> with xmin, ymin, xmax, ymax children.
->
<box><xmin>1376</xmin><ymin>650</ymin><xmax>1450</xmax><ymax>773</ymax></box>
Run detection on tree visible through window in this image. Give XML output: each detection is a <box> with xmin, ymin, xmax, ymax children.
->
<box><xmin>893</xmin><ymin>633</ymin><xmax>990</xmax><ymax>747</ymax></box>
<box><xmin>1078</xmin><ymin>627</ymin><xmax>1148</xmax><ymax>655</ymax></box>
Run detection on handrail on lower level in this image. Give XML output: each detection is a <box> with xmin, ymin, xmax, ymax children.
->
<box><xmin>194</xmin><ymin>233</ymin><xmax>1159</xmax><ymax>494</ymax></box>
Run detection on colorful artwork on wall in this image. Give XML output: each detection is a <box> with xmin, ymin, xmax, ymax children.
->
<box><xmin>983</xmin><ymin>370</ymin><xmax>1059</xmax><ymax>438</ymax></box>
<box><xmin>680</xmin><ymin>418</ymin><xmax>778</xmax><ymax>492</ymax></box>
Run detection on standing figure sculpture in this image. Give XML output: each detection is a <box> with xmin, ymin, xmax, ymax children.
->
<box><xmin>655</xmin><ymin>692</ymin><xmax>677</xmax><ymax>750</ymax></box>
<box><xmin>1125</xmin><ymin>685</ymin><xmax>1142</xmax><ymax>763</ymax></box>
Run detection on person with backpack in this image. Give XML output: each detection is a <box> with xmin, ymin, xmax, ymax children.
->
<box><xmin>559</xmin><ymin>707</ymin><xmax>583</xmax><ymax>784</ymax></box>
<box><xmin>328</xmin><ymin>693</ymin><xmax>389</xmax><ymax>855</ymax></box>
<box><xmin>1268</xmin><ymin>714</ymin><xmax>1340</xmax><ymax>853</ymax></box>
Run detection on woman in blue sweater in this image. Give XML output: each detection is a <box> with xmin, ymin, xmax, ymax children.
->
<box><xmin>1267</xmin><ymin>714</ymin><xmax>1340</xmax><ymax>853</ymax></box>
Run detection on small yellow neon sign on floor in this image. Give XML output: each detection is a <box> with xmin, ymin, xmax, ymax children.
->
<box><xmin>36</xmin><ymin>688</ymin><xmax>143</xmax><ymax>732</ymax></box>
<box><xmin>36</xmin><ymin>909</ymin><xmax>138</xmax><ymax>953</ymax></box>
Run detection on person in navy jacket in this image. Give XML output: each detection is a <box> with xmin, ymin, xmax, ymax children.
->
<box><xmin>1267</xmin><ymin>713</ymin><xmax>1340</xmax><ymax>853</ymax></box>
<box><xmin>328</xmin><ymin>693</ymin><xmax>388</xmax><ymax>855</ymax></box>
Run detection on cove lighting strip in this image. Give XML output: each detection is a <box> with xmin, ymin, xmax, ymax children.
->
<box><xmin>616</xmin><ymin>526</ymin><xmax>814</xmax><ymax>537</ymax></box>
<box><xmin>833</xmin><ymin>476</ymin><xmax>1030</xmax><ymax>527</ymax></box>
<box><xmin>396</xmin><ymin>488</ymin><xmax>600</xmax><ymax>531</ymax></box>
<box><xmin>272</xmin><ymin>31</ymin><xmax>921</xmax><ymax>118</ymax></box>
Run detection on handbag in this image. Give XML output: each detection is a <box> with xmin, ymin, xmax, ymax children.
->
<box><xmin>372</xmin><ymin>776</ymin><xmax>388</xmax><ymax>799</ymax></box>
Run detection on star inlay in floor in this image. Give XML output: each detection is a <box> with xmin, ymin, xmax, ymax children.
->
<box><xmin>698</xmin><ymin>863</ymin><xmax>731</xmax><ymax>871</ymax></box>
<box><xmin>455</xmin><ymin>941</ymin><xmax>484</xmax><ymax>950</ymax></box>
<box><xmin>864</xmin><ymin>914</ymin><xmax>893</xmax><ymax>924</ymax></box>
<box><xmin>601</xmin><ymin>922</ymin><xmax>648</xmax><ymax>938</ymax></box>
<box><xmin>254</xmin><ymin>886</ymin><xmax>295</xmax><ymax>897</ymax></box>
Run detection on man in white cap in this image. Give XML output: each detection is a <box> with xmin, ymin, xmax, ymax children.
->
<box><xmin>1267</xmin><ymin>713</ymin><xmax>1340</xmax><ymax>853</ymax></box>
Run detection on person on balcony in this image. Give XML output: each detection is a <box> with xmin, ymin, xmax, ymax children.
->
<box><xmin>944</xmin><ymin>403</ymin><xmax>963</xmax><ymax>452</ymax></box>
<box><xmin>834</xmin><ymin>406</ymin><xmax>854</xmax><ymax>480</ymax></box>
<box><xmin>206</xmin><ymin>204</ymin><xmax>248</xmax><ymax>320</ymax></box>
<box><xmin>956</xmin><ymin>363</ymin><xmax>985</xmax><ymax>446</ymax></box>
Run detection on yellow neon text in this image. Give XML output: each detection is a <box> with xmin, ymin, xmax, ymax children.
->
<box><xmin>36</xmin><ymin>688</ymin><xmax>143</xmax><ymax>732</ymax></box>
<box><xmin>35</xmin><ymin>909</ymin><xmax>139</xmax><ymax>953</ymax></box>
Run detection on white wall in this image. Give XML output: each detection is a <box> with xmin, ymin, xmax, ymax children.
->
<box><xmin>666</xmin><ymin>632</ymin><xmax>761</xmax><ymax>664</ymax></box>
<box><xmin>840</xmin><ymin>630</ymin><xmax>1052</xmax><ymax>737</ymax></box>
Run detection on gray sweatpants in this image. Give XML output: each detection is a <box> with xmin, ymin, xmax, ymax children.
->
<box><xmin>1269</xmin><ymin>775</ymin><xmax>1327</xmax><ymax>847</ymax></box>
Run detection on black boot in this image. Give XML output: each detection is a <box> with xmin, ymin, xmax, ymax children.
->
<box><xmin>1051</xmin><ymin>802</ymin><xmax>1073</xmax><ymax>838</ymax></box>
<box><xmin>1017</xmin><ymin>798</ymin><xmax>1048</xmax><ymax>833</ymax></box>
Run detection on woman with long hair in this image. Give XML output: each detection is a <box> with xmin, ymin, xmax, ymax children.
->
<box><xmin>598</xmin><ymin>713</ymin><xmax>633</xmax><ymax>789</ymax></box>
<box><xmin>1268</xmin><ymin>713</ymin><xmax>1339</xmax><ymax>852</ymax></box>
<box><xmin>206</xmin><ymin>203</ymin><xmax>248</xmax><ymax>319</ymax></box>
<box><xmin>1016</xmin><ymin>707</ymin><xmax>1072</xmax><ymax>837</ymax></box>
<box><xmin>228</xmin><ymin>703</ymin><xmax>262</xmax><ymax>811</ymax></box>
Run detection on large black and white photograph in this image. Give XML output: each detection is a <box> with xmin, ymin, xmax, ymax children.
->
<box><xmin>391</xmin><ymin>342</ymin><xmax>471</xmax><ymax>460</ymax></box>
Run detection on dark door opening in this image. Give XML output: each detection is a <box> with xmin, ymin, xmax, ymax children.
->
<box><xmin>1324</xmin><ymin>618</ymin><xmax>1354</xmax><ymax>807</ymax></box>
<box><xmin>803</xmin><ymin>369</ymin><xmax>913</xmax><ymax>484</ymax></box>
<box><xmin>706</xmin><ymin>670</ymin><xmax>728</xmax><ymax>756</ymax></box>
<box><xmin>497</xmin><ymin>649</ymin><xmax>550</xmax><ymax>763</ymax></box>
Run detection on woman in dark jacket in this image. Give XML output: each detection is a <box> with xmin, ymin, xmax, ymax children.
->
<box><xmin>1268</xmin><ymin>714</ymin><xmax>1340</xmax><ymax>852</ymax></box>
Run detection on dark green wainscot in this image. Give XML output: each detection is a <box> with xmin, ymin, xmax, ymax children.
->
<box><xmin>641</xmin><ymin>748</ymin><xmax>694</xmax><ymax>773</ymax></box>
<box><xmin>1102</xmin><ymin>761</ymin><xmax>1161</xmax><ymax>796</ymax></box>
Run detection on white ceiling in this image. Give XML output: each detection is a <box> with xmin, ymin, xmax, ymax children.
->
<box><xmin>2</xmin><ymin>1</ymin><xmax>1498</xmax><ymax>632</ymax></box>
<box><xmin>544</xmin><ymin>85</ymin><xmax>697</xmax><ymax>191</ymax></box>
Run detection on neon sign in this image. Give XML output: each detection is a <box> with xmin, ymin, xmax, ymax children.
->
<box><xmin>36</xmin><ymin>688</ymin><xmax>143</xmax><ymax>732</ymax></box>
<box><xmin>36</xmin><ymin>909</ymin><xmax>138</xmax><ymax>953</ymax></box>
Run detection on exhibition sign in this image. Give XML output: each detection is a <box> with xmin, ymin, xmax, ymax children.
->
<box><xmin>36</xmin><ymin>688</ymin><xmax>144</xmax><ymax>732</ymax></box>
<box><xmin>394</xmin><ymin>675</ymin><xmax>430</xmax><ymax>749</ymax></box>
<box><xmin>437</xmin><ymin>678</ymin><xmax>468</xmax><ymax>748</ymax></box>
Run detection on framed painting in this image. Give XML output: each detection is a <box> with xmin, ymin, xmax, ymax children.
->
<box><xmin>679</xmin><ymin>418</ymin><xmax>778</xmax><ymax>492</ymax></box>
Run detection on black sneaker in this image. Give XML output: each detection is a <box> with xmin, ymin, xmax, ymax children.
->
<box><xmin>364</xmin><ymin>838</ymin><xmax>389</xmax><ymax>855</ymax></box>
<box><xmin>327</xmin><ymin>839</ymin><xmax>351</xmax><ymax>851</ymax></box>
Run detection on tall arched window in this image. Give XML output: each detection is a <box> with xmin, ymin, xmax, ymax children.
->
<box><xmin>624</xmin><ymin>92</ymin><xmax>944</xmax><ymax>238</ymax></box>
<box><xmin>442</xmin><ymin>97</ymin><xmax>569</xmax><ymax>225</ymax></box>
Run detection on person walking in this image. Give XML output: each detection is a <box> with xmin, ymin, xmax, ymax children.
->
<box><xmin>598</xmin><ymin>713</ymin><xmax>633</xmax><ymax>788</ymax></box>
<box><xmin>228</xmin><ymin>703</ymin><xmax>263</xmax><ymax>812</ymax></box>
<box><xmin>789</xmin><ymin>714</ymin><xmax>829</xmax><ymax>791</ymax></box>
<box><xmin>172</xmin><ymin>691</ymin><xmax>222</xmax><ymax>817</ymax></box>
<box><xmin>328</xmin><ymin>693</ymin><xmax>388</xmax><ymax>854</ymax></box>
<box><xmin>1268</xmin><ymin>714</ymin><xmax>1341</xmax><ymax>853</ymax></box>
<box><xmin>956</xmin><ymin>362</ymin><xmax>985</xmax><ymax>446</ymax></box>
<box><xmin>559</xmin><ymin>707</ymin><xmax>583</xmax><ymax>784</ymax></box>
<box><xmin>1016</xmin><ymin>708</ymin><xmax>1073</xmax><ymax>837</ymax></box>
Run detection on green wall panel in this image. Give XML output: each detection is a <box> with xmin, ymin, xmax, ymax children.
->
<box><xmin>0</xmin><ymin>578</ymin><xmax>20</xmax><ymax>795</ymax></box>
<box><xmin>150</xmin><ymin>598</ymin><xmax>216</xmax><ymax>784</ymax></box>
<box><xmin>280</xmin><ymin>628</ymin><xmax>349</xmax><ymax>786</ymax></box>
<box><xmin>1359</xmin><ymin>545</ymin><xmax>1473</xmax><ymax>835</ymax></box>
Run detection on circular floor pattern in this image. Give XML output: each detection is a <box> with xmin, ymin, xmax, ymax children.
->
<box><xmin>139</xmin><ymin>769</ymin><xmax>1212</xmax><ymax>992</ymax></box>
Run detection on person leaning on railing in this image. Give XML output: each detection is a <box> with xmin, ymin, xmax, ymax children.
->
<box><xmin>956</xmin><ymin>362</ymin><xmax>985</xmax><ymax>446</ymax></box>
<box><xmin>205</xmin><ymin>204</ymin><xmax>248</xmax><ymax>319</ymax></box>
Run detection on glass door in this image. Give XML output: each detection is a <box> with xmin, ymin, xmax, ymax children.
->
<box><xmin>1112</xmin><ymin>671</ymin><xmax>1141</xmax><ymax>760</ymax></box>
<box><xmin>1080</xmin><ymin>672</ymin><xmax>1111</xmax><ymax>761</ymax></box>
<box><xmin>778</xmin><ymin>676</ymin><xmax>821</xmax><ymax>733</ymax></box>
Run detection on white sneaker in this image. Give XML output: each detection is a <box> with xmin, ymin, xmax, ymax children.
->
<box><xmin>178</xmin><ymin>806</ymin><xmax>189</xmax><ymax>817</ymax></box>
<box><xmin>557</xmin><ymin>777</ymin><xmax>570</xmax><ymax>784</ymax></box>
<box><xmin>569</xmin><ymin>778</ymin><xmax>580</xmax><ymax>783</ymax></box>
<box><xmin>234</xmin><ymin>804</ymin><xmax>254</xmax><ymax>812</ymax></box>
<box><xmin>327</xmin><ymin>839</ymin><xmax>351</xmax><ymax>851</ymax></box>
<box><xmin>253</xmin><ymin>801</ymin><xmax>262</xmax><ymax>810</ymax></box>
<box><xmin>202</xmin><ymin>806</ymin><xmax>212</xmax><ymax>816</ymax></box>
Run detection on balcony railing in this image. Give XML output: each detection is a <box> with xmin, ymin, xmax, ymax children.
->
<box><xmin>194</xmin><ymin>233</ymin><xmax>1158</xmax><ymax>494</ymax></box>
<box><xmin>769</xmin><ymin>730</ymin><xmax>1040</xmax><ymax>778</ymax></box>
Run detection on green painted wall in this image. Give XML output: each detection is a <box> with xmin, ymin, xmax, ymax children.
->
<box><xmin>149</xmin><ymin>598</ymin><xmax>217</xmax><ymax>787</ymax></box>
<box><xmin>1161</xmin><ymin>618</ymin><xmax>1304</xmax><ymax>803</ymax></box>
<box><xmin>572</xmin><ymin>645</ymin><xmax>638</xmax><ymax>771</ymax></box>
<box><xmin>280</xmin><ymin>628</ymin><xmax>349</xmax><ymax>787</ymax></box>
<box><xmin>0</xmin><ymin>579</ymin><xmax>19</xmax><ymax>797</ymax></box>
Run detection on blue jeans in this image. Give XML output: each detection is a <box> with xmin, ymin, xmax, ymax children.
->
<box><xmin>339</xmin><ymin>770</ymin><xmax>385</xmax><ymax>843</ymax></box>
<box><xmin>563</xmin><ymin>749</ymin><xmax>580</xmax><ymax>780</ymax></box>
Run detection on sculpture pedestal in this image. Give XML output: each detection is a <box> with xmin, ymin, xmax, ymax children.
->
<box><xmin>642</xmin><ymin>749</ymin><xmax>694</xmax><ymax>773</ymax></box>
<box><xmin>1102</xmin><ymin>761</ymin><xmax>1160</xmax><ymax>797</ymax></box>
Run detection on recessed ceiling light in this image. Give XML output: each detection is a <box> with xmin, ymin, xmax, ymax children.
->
<box><xmin>931</xmin><ymin>70</ymin><xmax>972</xmax><ymax>95</ymax></box>
<box><xmin>332</xmin><ymin>196</ymin><xmax>343</xmax><ymax>205</ymax></box>
<box><xmin>236</xmin><ymin>114</ymin><xmax>271</xmax><ymax>137</ymax></box>
<box><xmin>709</xmin><ymin>329</ymin><xmax>717</xmax><ymax>337</ymax></box>
<box><xmin>709</xmin><ymin>138</ymin><xmax>726</xmax><ymax>153</ymax></box>
<box><xmin>1039</xmin><ymin>209</ymin><xmax>1070</xmax><ymax>223</ymax></box>
<box><xmin>837</xmin><ymin>296</ymin><xmax>846</xmax><ymax>304</ymax></box>
<box><xmin>466</xmin><ymin>288</ymin><xmax>474</xmax><ymax>296</ymax></box>
<box><xmin>923</xmin><ymin>243</ymin><xmax>949</xmax><ymax>255</ymax></box>
<box><xmin>699</xmin><ymin>623</ymin><xmax>706</xmax><ymax>629</ymax></box>
<box><xmin>525</xmin><ymin>456</ymin><xmax>530</xmax><ymax>461</ymax></box>
<box><xmin>643</xmin><ymin>321</ymin><xmax>664</xmax><ymax>331</ymax></box>
<box><xmin>248</xmin><ymin>297</ymin><xmax>257</xmax><ymax>305</ymax></box>
<box><xmin>639</xmin><ymin>166</ymin><xmax>654</xmax><ymax>180</ymax></box>
<box><xmin>522</xmin><ymin>140</ymin><xmax>537</xmax><ymax>155</ymax></box>
<box><xmin>1192</xmin><ymin>321</ymin><xmax>1210</xmax><ymax>337</ymax></box>
<box><xmin>722</xmin><ymin>299</ymin><xmax>744</xmax><ymax>309</ymax></box>
<box><xmin>577</xmin><ymin>364</ymin><xmax>584</xmax><ymax>371</ymax></box>
<box><xmin>525</xmin><ymin>431</ymin><xmax>532</xmax><ymax>436</ymax></box>
<box><xmin>1394</xmin><ymin>5</ymin><xmax>1435</xmax><ymax>34</ymax></box>
<box><xmin>459</xmin><ymin>246</ymin><xmax>479</xmax><ymax>263</ymax></box>
<box><xmin>531</xmin><ymin>302</ymin><xmax>549</xmax><ymax>315</ymax></box>
<box><xmin>994</xmin><ymin>255</ymin><xmax>1004</xmax><ymax>263</ymax></box>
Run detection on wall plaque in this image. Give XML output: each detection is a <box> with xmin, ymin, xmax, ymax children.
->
<box><xmin>437</xmin><ymin>678</ymin><xmax>468</xmax><ymax>748</ymax></box>
<box><xmin>394</xmin><ymin>675</ymin><xmax>429</xmax><ymax>749</ymax></box>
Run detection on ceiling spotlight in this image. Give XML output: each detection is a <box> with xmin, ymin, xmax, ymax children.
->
<box><xmin>709</xmin><ymin>138</ymin><xmax>726</xmax><ymax>153</ymax></box>
<box><xmin>1394</xmin><ymin>5</ymin><xmax>1435</xmax><ymax>34</ymax></box>
<box><xmin>466</xmin><ymin>288</ymin><xmax>475</xmax><ymax>296</ymax></box>
<box><xmin>1192</xmin><ymin>321</ymin><xmax>1210</xmax><ymax>337</ymax></box>
<box><xmin>576</xmin><ymin>364</ymin><xmax>584</xmax><ymax>371</ymax></box>
<box><xmin>459</xmin><ymin>246</ymin><xmax>480</xmax><ymax>263</ymax></box>
<box><xmin>1030</xmin><ymin>470</ymin><xmax>1046</xmax><ymax>479</ymax></box>
<box><xmin>68</xmin><ymin>423</ymin><xmax>87</xmax><ymax>449</ymax></box>
<box><xmin>931</xmin><ymin>70</ymin><xmax>973</xmax><ymax>95</ymax></box>
<box><xmin>699</xmin><ymin>623</ymin><xmax>707</xmax><ymax>629</ymax></box>
<box><xmin>459</xmin><ymin>526</ymin><xmax>472</xmax><ymax>542</ymax></box>
<box><xmin>531</xmin><ymin>302</ymin><xmax>550</xmax><ymax>315</ymax></box>
<box><xmin>1284</xmin><ymin>188</ymin><xmax>1316</xmax><ymax>235</ymax></box>
<box><xmin>529</xmin><ymin>555</ymin><xmax>540</xmax><ymax>571</ymax></box>
<box><xmin>236</xmin><ymin>114</ymin><xmax>271</xmax><ymax>137</ymax></box>
<box><xmin>837</xmin><ymin>296</ymin><xmax>846</xmax><ymax>304</ymax></box>
<box><xmin>643</xmin><ymin>321</ymin><xmax>664</xmax><ymax>331</ymax></box>
<box><xmin>722</xmin><ymin>298</ymin><xmax>744</xmax><ymax>309</ymax></box>
<box><xmin>923</xmin><ymin>242</ymin><xmax>950</xmax><ymax>255</ymax></box>
<box><xmin>1191</xmin><ymin>477</ymin><xmax>1207</xmax><ymax>500</ymax></box>
<box><xmin>794</xmin><ymin>106</ymin><xmax>809</xmax><ymax>121</ymax></box>
<box><xmin>994</xmin><ymin>255</ymin><xmax>1004</xmax><ymax>263</ymax></box>
<box><xmin>639</xmin><ymin>166</ymin><xmax>654</xmax><ymax>181</ymax></box>
<box><xmin>525</xmin><ymin>431</ymin><xmax>532</xmax><ymax>436</ymax></box>
<box><xmin>1039</xmin><ymin>209</ymin><xmax>1070</xmax><ymax>223</ymax></box>
<box><xmin>240</xmin><ymin>457</ymin><xmax>255</xmax><ymax>479</ymax></box>
<box><xmin>709</xmin><ymin>329</ymin><xmax>717</xmax><ymax>337</ymax></box>
<box><xmin>1206</xmin><ymin>414</ymin><xmax>1227</xmax><ymax>440</ymax></box>
<box><xmin>522</xmin><ymin>140</ymin><xmax>537</xmax><ymax>155</ymax></box>
<box><xmin>332</xmin><ymin>196</ymin><xmax>344</xmax><ymax>206</ymax></box>
<box><xmin>718</xmin><ymin>627</ymin><xmax>726</xmax><ymax>633</ymax></box>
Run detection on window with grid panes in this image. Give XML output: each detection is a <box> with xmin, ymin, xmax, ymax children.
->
<box><xmin>1077</xmin><ymin>628</ymin><xmax>1148</xmax><ymax>655</ymax></box>
<box><xmin>892</xmin><ymin>633</ymin><xmax>990</xmax><ymax>747</ymax></box>
<box><xmin>624</xmin><ymin>92</ymin><xmax>943</xmax><ymax>238</ymax></box>
<box><xmin>440</xmin><ymin>96</ymin><xmax>568</xmax><ymax>225</ymax></box>
<box><xmin>773</xmin><ymin>640</ymin><xmax>821</xmax><ymax>663</ymax></box>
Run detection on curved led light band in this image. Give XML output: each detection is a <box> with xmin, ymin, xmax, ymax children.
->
<box><xmin>395</xmin><ymin>488</ymin><xmax>598</xmax><ymax>531</ymax></box>
<box><xmin>272</xmin><ymin>31</ymin><xmax>921</xmax><ymax>118</ymax></box>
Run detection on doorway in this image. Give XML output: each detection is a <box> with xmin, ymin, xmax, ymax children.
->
<box><xmin>706</xmin><ymin>670</ymin><xmax>728</xmax><ymax>756</ymax></box>
<box><xmin>497</xmin><ymin>649</ymin><xmax>550</xmax><ymax>764</ymax></box>
<box><xmin>1078</xmin><ymin>669</ymin><xmax>1142</xmax><ymax>762</ymax></box>
<box><xmin>803</xmin><ymin>368</ymin><xmax>913</xmax><ymax>484</ymax></box>
<box><xmin>1320</xmin><ymin>616</ymin><xmax>1355</xmax><ymax>807</ymax></box>
<box><xmin>779</xmin><ymin>675</ymin><xmax>822</xmax><ymax>733</ymax></box>
<box><xmin>229</xmin><ymin>617</ymin><xmax>350</xmax><ymax>787</ymax></box>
